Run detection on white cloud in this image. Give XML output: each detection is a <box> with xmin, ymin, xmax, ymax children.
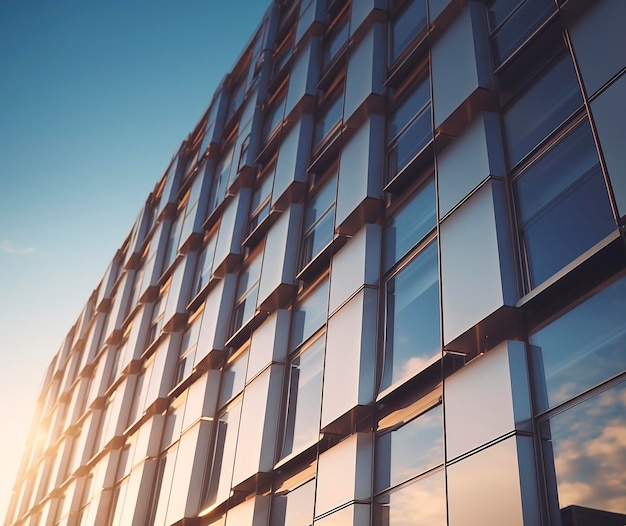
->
<box><xmin>1</xmin><ymin>240</ymin><xmax>37</xmax><ymax>255</ymax></box>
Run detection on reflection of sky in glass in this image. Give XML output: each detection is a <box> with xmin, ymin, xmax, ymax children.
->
<box><xmin>376</xmin><ymin>405</ymin><xmax>443</xmax><ymax>492</ymax></box>
<box><xmin>383</xmin><ymin>177</ymin><xmax>436</xmax><ymax>271</ymax></box>
<box><xmin>273</xmin><ymin>479</ymin><xmax>315</xmax><ymax>526</ymax></box>
<box><xmin>543</xmin><ymin>381</ymin><xmax>626</xmax><ymax>516</ymax></box>
<box><xmin>289</xmin><ymin>279</ymin><xmax>329</xmax><ymax>351</ymax></box>
<box><xmin>530</xmin><ymin>275</ymin><xmax>626</xmax><ymax>411</ymax></box>
<box><xmin>375</xmin><ymin>469</ymin><xmax>446</xmax><ymax>526</ymax></box>
<box><xmin>282</xmin><ymin>337</ymin><xmax>324</xmax><ymax>458</ymax></box>
<box><xmin>383</xmin><ymin>241</ymin><xmax>440</xmax><ymax>390</ymax></box>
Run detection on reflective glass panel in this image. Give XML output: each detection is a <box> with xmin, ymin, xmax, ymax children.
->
<box><xmin>263</xmin><ymin>96</ymin><xmax>286</xmax><ymax>140</ymax></box>
<box><xmin>376</xmin><ymin>405</ymin><xmax>443</xmax><ymax>492</ymax></box>
<box><xmin>248</xmin><ymin>171</ymin><xmax>274</xmax><ymax>234</ymax></box>
<box><xmin>193</xmin><ymin>236</ymin><xmax>217</xmax><ymax>296</ymax></box>
<box><xmin>322</xmin><ymin>18</ymin><xmax>349</xmax><ymax>68</ymax></box>
<box><xmin>230</xmin><ymin>254</ymin><xmax>263</xmax><ymax>334</ymax></box>
<box><xmin>487</xmin><ymin>0</ymin><xmax>522</xmax><ymax>31</ymax></box>
<box><xmin>390</xmin><ymin>0</ymin><xmax>427</xmax><ymax>62</ymax></box>
<box><xmin>541</xmin><ymin>381</ymin><xmax>626</xmax><ymax>521</ymax></box>
<box><xmin>204</xmin><ymin>398</ymin><xmax>243</xmax><ymax>507</ymax></box>
<box><xmin>382</xmin><ymin>241</ymin><xmax>440</xmax><ymax>390</ymax></box>
<box><xmin>304</xmin><ymin>175</ymin><xmax>336</xmax><ymax>231</ymax></box>
<box><xmin>503</xmin><ymin>52</ymin><xmax>582</xmax><ymax>167</ymax></box>
<box><xmin>300</xmin><ymin>175</ymin><xmax>337</xmax><ymax>267</ymax></box>
<box><xmin>314</xmin><ymin>94</ymin><xmax>343</xmax><ymax>147</ymax></box>
<box><xmin>388</xmin><ymin>109</ymin><xmax>432</xmax><ymax>182</ymax></box>
<box><xmin>384</xmin><ymin>177</ymin><xmax>436</xmax><ymax>271</ymax></box>
<box><xmin>270</xmin><ymin>479</ymin><xmax>315</xmax><ymax>526</ymax></box>
<box><xmin>290</xmin><ymin>278</ymin><xmax>330</xmax><ymax>351</ymax></box>
<box><xmin>514</xmin><ymin>122</ymin><xmax>614</xmax><ymax>287</ymax></box>
<box><xmin>530</xmin><ymin>275</ymin><xmax>626</xmax><ymax>412</ymax></box>
<box><xmin>373</xmin><ymin>469</ymin><xmax>446</xmax><ymax>526</ymax></box>
<box><xmin>210</xmin><ymin>146</ymin><xmax>234</xmax><ymax>212</ymax></box>
<box><xmin>281</xmin><ymin>335</ymin><xmax>325</xmax><ymax>458</ymax></box>
<box><xmin>387</xmin><ymin>78</ymin><xmax>430</xmax><ymax>143</ymax></box>
<box><xmin>491</xmin><ymin>0</ymin><xmax>556</xmax><ymax>65</ymax></box>
<box><xmin>218</xmin><ymin>349</ymin><xmax>249</xmax><ymax>408</ymax></box>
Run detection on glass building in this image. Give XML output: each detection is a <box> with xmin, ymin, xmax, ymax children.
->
<box><xmin>5</xmin><ymin>0</ymin><xmax>626</xmax><ymax>525</ymax></box>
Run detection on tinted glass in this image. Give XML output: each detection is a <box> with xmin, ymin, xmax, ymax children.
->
<box><xmin>211</xmin><ymin>146</ymin><xmax>234</xmax><ymax>211</ymax></box>
<box><xmin>263</xmin><ymin>96</ymin><xmax>286</xmax><ymax>140</ymax></box>
<box><xmin>271</xmin><ymin>479</ymin><xmax>315</xmax><ymax>526</ymax></box>
<box><xmin>194</xmin><ymin>236</ymin><xmax>217</xmax><ymax>295</ymax></box>
<box><xmin>323</xmin><ymin>19</ymin><xmax>349</xmax><ymax>68</ymax></box>
<box><xmin>303</xmin><ymin>175</ymin><xmax>337</xmax><ymax>231</ymax></box>
<box><xmin>390</xmin><ymin>0</ymin><xmax>427</xmax><ymax>61</ymax></box>
<box><xmin>541</xmin><ymin>381</ymin><xmax>626</xmax><ymax>520</ymax></box>
<box><xmin>487</xmin><ymin>0</ymin><xmax>521</xmax><ymax>31</ymax></box>
<box><xmin>492</xmin><ymin>0</ymin><xmax>556</xmax><ymax>65</ymax></box>
<box><xmin>281</xmin><ymin>336</ymin><xmax>325</xmax><ymax>458</ymax></box>
<box><xmin>503</xmin><ymin>52</ymin><xmax>582</xmax><ymax>167</ymax></box>
<box><xmin>515</xmin><ymin>122</ymin><xmax>599</xmax><ymax>221</ymax></box>
<box><xmin>514</xmin><ymin>122</ymin><xmax>614</xmax><ymax>286</ymax></box>
<box><xmin>290</xmin><ymin>278</ymin><xmax>330</xmax><ymax>351</ymax></box>
<box><xmin>388</xmin><ymin>79</ymin><xmax>430</xmax><ymax>142</ymax></box>
<box><xmin>236</xmin><ymin>254</ymin><xmax>263</xmax><ymax>298</ymax></box>
<box><xmin>523</xmin><ymin>166</ymin><xmax>613</xmax><ymax>286</ymax></box>
<box><xmin>382</xmin><ymin>241</ymin><xmax>440</xmax><ymax>390</ymax></box>
<box><xmin>384</xmin><ymin>177</ymin><xmax>436</xmax><ymax>271</ymax></box>
<box><xmin>314</xmin><ymin>94</ymin><xmax>343</xmax><ymax>147</ymax></box>
<box><xmin>204</xmin><ymin>399</ymin><xmax>243</xmax><ymax>507</ymax></box>
<box><xmin>218</xmin><ymin>349</ymin><xmax>249</xmax><ymax>408</ymax></box>
<box><xmin>388</xmin><ymin>109</ymin><xmax>432</xmax><ymax>181</ymax></box>
<box><xmin>301</xmin><ymin>210</ymin><xmax>334</xmax><ymax>266</ymax></box>
<box><xmin>373</xmin><ymin>469</ymin><xmax>446</xmax><ymax>525</ymax></box>
<box><xmin>376</xmin><ymin>405</ymin><xmax>443</xmax><ymax>492</ymax></box>
<box><xmin>530</xmin><ymin>275</ymin><xmax>626</xmax><ymax>412</ymax></box>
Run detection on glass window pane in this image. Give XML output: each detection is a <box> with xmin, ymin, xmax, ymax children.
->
<box><xmin>503</xmin><ymin>52</ymin><xmax>582</xmax><ymax>167</ymax></box>
<box><xmin>204</xmin><ymin>398</ymin><xmax>243</xmax><ymax>507</ymax></box>
<box><xmin>387</xmin><ymin>108</ymin><xmax>432</xmax><ymax>180</ymax></box>
<box><xmin>491</xmin><ymin>0</ymin><xmax>556</xmax><ymax>65</ymax></box>
<box><xmin>515</xmin><ymin>122</ymin><xmax>600</xmax><ymax>222</ymax></box>
<box><xmin>387</xmin><ymin>79</ymin><xmax>430</xmax><ymax>143</ymax></box>
<box><xmin>304</xmin><ymin>176</ymin><xmax>336</xmax><ymax>230</ymax></box>
<box><xmin>382</xmin><ymin>241</ymin><xmax>440</xmax><ymax>390</ymax></box>
<box><xmin>314</xmin><ymin>94</ymin><xmax>343</xmax><ymax>147</ymax></box>
<box><xmin>218</xmin><ymin>349</ymin><xmax>249</xmax><ymax>408</ymax></box>
<box><xmin>530</xmin><ymin>275</ymin><xmax>626</xmax><ymax>412</ymax></box>
<box><xmin>522</xmin><ymin>166</ymin><xmax>614</xmax><ymax>286</ymax></box>
<box><xmin>264</xmin><ymin>96</ymin><xmax>286</xmax><ymax>140</ymax></box>
<box><xmin>541</xmin><ymin>381</ymin><xmax>626</xmax><ymax>520</ymax></box>
<box><xmin>373</xmin><ymin>469</ymin><xmax>446</xmax><ymax>526</ymax></box>
<box><xmin>487</xmin><ymin>0</ymin><xmax>522</xmax><ymax>31</ymax></box>
<box><xmin>301</xmin><ymin>210</ymin><xmax>334</xmax><ymax>266</ymax></box>
<box><xmin>271</xmin><ymin>479</ymin><xmax>315</xmax><ymax>526</ymax></box>
<box><xmin>281</xmin><ymin>336</ymin><xmax>325</xmax><ymax>458</ymax></box>
<box><xmin>384</xmin><ymin>177</ymin><xmax>436</xmax><ymax>271</ymax></box>
<box><xmin>514</xmin><ymin>121</ymin><xmax>614</xmax><ymax>287</ymax></box>
<box><xmin>194</xmin><ymin>236</ymin><xmax>217</xmax><ymax>296</ymax></box>
<box><xmin>289</xmin><ymin>278</ymin><xmax>330</xmax><ymax>351</ymax></box>
<box><xmin>322</xmin><ymin>19</ymin><xmax>349</xmax><ymax>68</ymax></box>
<box><xmin>376</xmin><ymin>405</ymin><xmax>443</xmax><ymax>492</ymax></box>
<box><xmin>390</xmin><ymin>0</ymin><xmax>427</xmax><ymax>61</ymax></box>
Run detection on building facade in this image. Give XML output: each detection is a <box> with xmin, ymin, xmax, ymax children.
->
<box><xmin>5</xmin><ymin>0</ymin><xmax>626</xmax><ymax>524</ymax></box>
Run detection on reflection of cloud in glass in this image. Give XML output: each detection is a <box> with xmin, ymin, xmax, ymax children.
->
<box><xmin>530</xmin><ymin>276</ymin><xmax>626</xmax><ymax>411</ymax></box>
<box><xmin>382</xmin><ymin>470</ymin><xmax>446</xmax><ymax>526</ymax></box>
<box><xmin>400</xmin><ymin>355</ymin><xmax>431</xmax><ymax>379</ymax></box>
<box><xmin>391</xmin><ymin>407</ymin><xmax>442</xmax><ymax>487</ymax></box>
<box><xmin>547</xmin><ymin>382</ymin><xmax>626</xmax><ymax>515</ymax></box>
<box><xmin>1</xmin><ymin>239</ymin><xmax>37</xmax><ymax>255</ymax></box>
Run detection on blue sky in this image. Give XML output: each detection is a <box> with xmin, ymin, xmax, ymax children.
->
<box><xmin>0</xmin><ymin>0</ymin><xmax>269</xmax><ymax>519</ymax></box>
